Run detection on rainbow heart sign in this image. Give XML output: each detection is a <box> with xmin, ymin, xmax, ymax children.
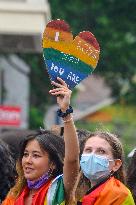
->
<box><xmin>42</xmin><ymin>19</ymin><xmax>100</xmax><ymax>89</ymax></box>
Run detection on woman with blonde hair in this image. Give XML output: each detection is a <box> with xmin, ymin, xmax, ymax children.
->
<box><xmin>76</xmin><ymin>131</ymin><xmax>135</xmax><ymax>204</ymax></box>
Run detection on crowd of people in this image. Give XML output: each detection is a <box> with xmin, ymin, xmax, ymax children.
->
<box><xmin>0</xmin><ymin>77</ymin><xmax>135</xmax><ymax>205</ymax></box>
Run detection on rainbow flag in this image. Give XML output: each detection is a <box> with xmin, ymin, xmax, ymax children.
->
<box><xmin>42</xmin><ymin>19</ymin><xmax>100</xmax><ymax>89</ymax></box>
<box><xmin>2</xmin><ymin>175</ymin><xmax>65</xmax><ymax>205</ymax></box>
<box><xmin>44</xmin><ymin>174</ymin><xmax>65</xmax><ymax>205</ymax></box>
<box><xmin>79</xmin><ymin>176</ymin><xmax>135</xmax><ymax>205</ymax></box>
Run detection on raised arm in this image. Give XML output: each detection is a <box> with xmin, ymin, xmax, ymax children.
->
<box><xmin>49</xmin><ymin>77</ymin><xmax>80</xmax><ymax>200</ymax></box>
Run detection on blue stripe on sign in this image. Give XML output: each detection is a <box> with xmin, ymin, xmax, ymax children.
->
<box><xmin>45</xmin><ymin>60</ymin><xmax>90</xmax><ymax>89</ymax></box>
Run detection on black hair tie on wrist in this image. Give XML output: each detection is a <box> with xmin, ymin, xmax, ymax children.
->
<box><xmin>57</xmin><ymin>106</ymin><xmax>73</xmax><ymax>118</ymax></box>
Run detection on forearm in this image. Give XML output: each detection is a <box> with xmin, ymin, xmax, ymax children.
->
<box><xmin>63</xmin><ymin>113</ymin><xmax>80</xmax><ymax>196</ymax></box>
<box><xmin>63</xmin><ymin>114</ymin><xmax>79</xmax><ymax>162</ymax></box>
<box><xmin>49</xmin><ymin>77</ymin><xmax>80</xmax><ymax>196</ymax></box>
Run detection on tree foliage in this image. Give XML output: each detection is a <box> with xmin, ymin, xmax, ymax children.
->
<box><xmin>49</xmin><ymin>0</ymin><xmax>136</xmax><ymax>104</ymax></box>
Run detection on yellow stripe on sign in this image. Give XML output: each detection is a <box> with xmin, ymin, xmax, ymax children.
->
<box><xmin>42</xmin><ymin>39</ymin><xmax>97</xmax><ymax>68</ymax></box>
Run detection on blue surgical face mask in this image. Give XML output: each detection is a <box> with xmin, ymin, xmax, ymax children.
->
<box><xmin>80</xmin><ymin>153</ymin><xmax>112</xmax><ymax>182</ymax></box>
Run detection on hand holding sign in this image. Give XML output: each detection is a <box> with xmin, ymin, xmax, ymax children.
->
<box><xmin>49</xmin><ymin>77</ymin><xmax>72</xmax><ymax>112</ymax></box>
<box><xmin>42</xmin><ymin>19</ymin><xmax>100</xmax><ymax>89</ymax></box>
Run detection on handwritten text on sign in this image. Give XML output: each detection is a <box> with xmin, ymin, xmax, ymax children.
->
<box><xmin>51</xmin><ymin>63</ymin><xmax>80</xmax><ymax>84</ymax></box>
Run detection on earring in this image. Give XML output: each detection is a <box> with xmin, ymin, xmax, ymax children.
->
<box><xmin>110</xmin><ymin>170</ymin><xmax>114</xmax><ymax>176</ymax></box>
<box><xmin>48</xmin><ymin>167</ymin><xmax>54</xmax><ymax>177</ymax></box>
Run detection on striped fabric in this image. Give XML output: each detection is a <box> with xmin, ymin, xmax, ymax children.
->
<box><xmin>79</xmin><ymin>176</ymin><xmax>135</xmax><ymax>205</ymax></box>
<box><xmin>2</xmin><ymin>175</ymin><xmax>65</xmax><ymax>205</ymax></box>
<box><xmin>42</xmin><ymin>19</ymin><xmax>100</xmax><ymax>89</ymax></box>
<box><xmin>44</xmin><ymin>174</ymin><xmax>65</xmax><ymax>205</ymax></box>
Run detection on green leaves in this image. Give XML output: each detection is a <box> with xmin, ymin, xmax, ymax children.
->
<box><xmin>49</xmin><ymin>0</ymin><xmax>136</xmax><ymax>103</ymax></box>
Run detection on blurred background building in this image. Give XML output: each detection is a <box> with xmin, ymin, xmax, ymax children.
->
<box><xmin>0</xmin><ymin>0</ymin><xmax>51</xmax><ymax>129</ymax></box>
<box><xmin>0</xmin><ymin>0</ymin><xmax>51</xmax><ymax>52</ymax></box>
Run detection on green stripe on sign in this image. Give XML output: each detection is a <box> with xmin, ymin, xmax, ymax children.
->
<box><xmin>43</xmin><ymin>48</ymin><xmax>94</xmax><ymax>75</ymax></box>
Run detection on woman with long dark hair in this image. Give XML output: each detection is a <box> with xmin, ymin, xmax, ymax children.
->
<box><xmin>2</xmin><ymin>77</ymin><xmax>79</xmax><ymax>205</ymax></box>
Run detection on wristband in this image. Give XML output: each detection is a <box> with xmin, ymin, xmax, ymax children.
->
<box><xmin>57</xmin><ymin>106</ymin><xmax>73</xmax><ymax>118</ymax></box>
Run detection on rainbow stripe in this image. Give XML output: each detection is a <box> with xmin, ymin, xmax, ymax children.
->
<box><xmin>43</xmin><ymin>48</ymin><xmax>93</xmax><ymax>89</ymax></box>
<box><xmin>44</xmin><ymin>175</ymin><xmax>65</xmax><ymax>205</ymax></box>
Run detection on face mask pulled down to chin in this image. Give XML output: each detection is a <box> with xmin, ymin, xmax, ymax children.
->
<box><xmin>80</xmin><ymin>153</ymin><xmax>113</xmax><ymax>183</ymax></box>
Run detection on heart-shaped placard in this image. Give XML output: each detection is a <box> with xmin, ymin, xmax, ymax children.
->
<box><xmin>42</xmin><ymin>19</ymin><xmax>100</xmax><ymax>89</ymax></box>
